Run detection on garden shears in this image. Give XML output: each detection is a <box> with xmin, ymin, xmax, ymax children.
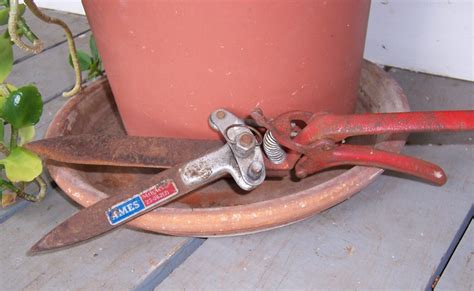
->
<box><xmin>27</xmin><ymin>108</ymin><xmax>474</xmax><ymax>252</ymax></box>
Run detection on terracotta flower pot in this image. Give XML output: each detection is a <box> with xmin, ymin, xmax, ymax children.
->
<box><xmin>82</xmin><ymin>0</ymin><xmax>371</xmax><ymax>139</ymax></box>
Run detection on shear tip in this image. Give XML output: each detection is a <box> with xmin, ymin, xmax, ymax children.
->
<box><xmin>28</xmin><ymin>244</ymin><xmax>43</xmax><ymax>255</ymax></box>
<box><xmin>29</xmin><ymin>240</ymin><xmax>47</xmax><ymax>254</ymax></box>
<box><xmin>29</xmin><ymin>236</ymin><xmax>59</xmax><ymax>254</ymax></box>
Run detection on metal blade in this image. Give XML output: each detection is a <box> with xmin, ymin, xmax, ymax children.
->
<box><xmin>30</xmin><ymin>145</ymin><xmax>236</xmax><ymax>252</ymax></box>
<box><xmin>24</xmin><ymin>134</ymin><xmax>223</xmax><ymax>168</ymax></box>
<box><xmin>30</xmin><ymin>109</ymin><xmax>267</xmax><ymax>252</ymax></box>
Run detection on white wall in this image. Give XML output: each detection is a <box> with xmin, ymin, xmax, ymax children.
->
<box><xmin>35</xmin><ymin>0</ymin><xmax>84</xmax><ymax>15</ymax></box>
<box><xmin>35</xmin><ymin>0</ymin><xmax>474</xmax><ymax>81</ymax></box>
<box><xmin>364</xmin><ymin>0</ymin><xmax>473</xmax><ymax>81</ymax></box>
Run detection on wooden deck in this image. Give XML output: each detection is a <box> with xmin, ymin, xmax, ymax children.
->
<box><xmin>0</xmin><ymin>10</ymin><xmax>472</xmax><ymax>290</ymax></box>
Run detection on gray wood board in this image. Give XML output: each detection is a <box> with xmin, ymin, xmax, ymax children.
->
<box><xmin>159</xmin><ymin>144</ymin><xmax>474</xmax><ymax>289</ymax></box>
<box><xmin>12</xmin><ymin>8</ymin><xmax>90</xmax><ymax>62</ymax></box>
<box><xmin>436</xmin><ymin>219</ymin><xmax>474</xmax><ymax>290</ymax></box>
<box><xmin>7</xmin><ymin>31</ymin><xmax>92</xmax><ymax>102</ymax></box>
<box><xmin>0</xmin><ymin>184</ymin><xmax>195</xmax><ymax>290</ymax></box>
<box><xmin>389</xmin><ymin>68</ymin><xmax>474</xmax><ymax>145</ymax></box>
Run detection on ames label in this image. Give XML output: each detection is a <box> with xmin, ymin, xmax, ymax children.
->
<box><xmin>106</xmin><ymin>180</ymin><xmax>179</xmax><ymax>225</ymax></box>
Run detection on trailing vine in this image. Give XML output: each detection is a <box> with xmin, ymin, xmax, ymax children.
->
<box><xmin>23</xmin><ymin>0</ymin><xmax>82</xmax><ymax>97</ymax></box>
<box><xmin>7</xmin><ymin>0</ymin><xmax>42</xmax><ymax>53</ymax></box>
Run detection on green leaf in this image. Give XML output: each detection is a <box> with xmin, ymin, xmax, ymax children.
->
<box><xmin>0</xmin><ymin>147</ymin><xmax>42</xmax><ymax>182</ymax></box>
<box><xmin>2</xmin><ymin>29</ymin><xmax>9</xmax><ymax>40</ymax></box>
<box><xmin>0</xmin><ymin>84</ymin><xmax>16</xmax><ymax>119</ymax></box>
<box><xmin>0</xmin><ymin>8</ymin><xmax>9</xmax><ymax>25</ymax></box>
<box><xmin>0</xmin><ymin>35</ymin><xmax>13</xmax><ymax>82</ymax></box>
<box><xmin>18</xmin><ymin>4</ymin><xmax>26</xmax><ymax>16</ymax></box>
<box><xmin>69</xmin><ymin>50</ymin><xmax>92</xmax><ymax>72</ymax></box>
<box><xmin>89</xmin><ymin>35</ymin><xmax>99</xmax><ymax>60</ymax></box>
<box><xmin>0</xmin><ymin>4</ymin><xmax>24</xmax><ymax>25</ymax></box>
<box><xmin>18</xmin><ymin>125</ymin><xmax>34</xmax><ymax>145</ymax></box>
<box><xmin>2</xmin><ymin>85</ymin><xmax>43</xmax><ymax>129</ymax></box>
<box><xmin>87</xmin><ymin>59</ymin><xmax>102</xmax><ymax>79</ymax></box>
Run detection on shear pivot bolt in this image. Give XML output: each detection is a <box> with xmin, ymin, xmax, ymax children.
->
<box><xmin>238</xmin><ymin>132</ymin><xmax>253</xmax><ymax>147</ymax></box>
<box><xmin>235</xmin><ymin>132</ymin><xmax>255</xmax><ymax>157</ymax></box>
<box><xmin>248</xmin><ymin>161</ymin><xmax>263</xmax><ymax>179</ymax></box>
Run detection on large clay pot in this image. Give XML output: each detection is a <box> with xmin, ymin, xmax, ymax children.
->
<box><xmin>82</xmin><ymin>0</ymin><xmax>371</xmax><ymax>139</ymax></box>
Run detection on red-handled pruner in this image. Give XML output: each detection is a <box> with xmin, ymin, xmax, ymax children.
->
<box><xmin>251</xmin><ymin>109</ymin><xmax>474</xmax><ymax>185</ymax></box>
<box><xmin>27</xmin><ymin>108</ymin><xmax>474</xmax><ymax>252</ymax></box>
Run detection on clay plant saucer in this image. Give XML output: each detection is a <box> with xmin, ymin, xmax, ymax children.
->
<box><xmin>45</xmin><ymin>60</ymin><xmax>409</xmax><ymax>236</ymax></box>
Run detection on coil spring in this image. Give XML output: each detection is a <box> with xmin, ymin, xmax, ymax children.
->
<box><xmin>263</xmin><ymin>131</ymin><xmax>287</xmax><ymax>164</ymax></box>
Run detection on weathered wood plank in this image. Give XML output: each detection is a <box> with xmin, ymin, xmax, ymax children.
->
<box><xmin>158</xmin><ymin>144</ymin><xmax>474</xmax><ymax>289</ymax></box>
<box><xmin>389</xmin><ymin>68</ymin><xmax>474</xmax><ymax>145</ymax></box>
<box><xmin>436</xmin><ymin>218</ymin><xmax>474</xmax><ymax>290</ymax></box>
<box><xmin>0</xmin><ymin>200</ymin><xmax>29</xmax><ymax>223</ymax></box>
<box><xmin>13</xmin><ymin>8</ymin><xmax>90</xmax><ymax>62</ymax></box>
<box><xmin>7</xmin><ymin>31</ymin><xmax>92</xmax><ymax>102</ymax></box>
<box><xmin>0</xmin><ymin>182</ymin><xmax>194</xmax><ymax>289</ymax></box>
<box><xmin>135</xmin><ymin>238</ymin><xmax>206</xmax><ymax>291</ymax></box>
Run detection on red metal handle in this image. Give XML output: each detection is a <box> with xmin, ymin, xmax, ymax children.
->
<box><xmin>295</xmin><ymin>145</ymin><xmax>447</xmax><ymax>185</ymax></box>
<box><xmin>298</xmin><ymin>111</ymin><xmax>474</xmax><ymax>143</ymax></box>
<box><xmin>252</xmin><ymin>108</ymin><xmax>472</xmax><ymax>184</ymax></box>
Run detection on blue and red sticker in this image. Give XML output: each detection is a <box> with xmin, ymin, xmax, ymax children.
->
<box><xmin>106</xmin><ymin>180</ymin><xmax>179</xmax><ymax>225</ymax></box>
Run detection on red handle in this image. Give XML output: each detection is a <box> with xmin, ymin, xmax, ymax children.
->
<box><xmin>295</xmin><ymin>145</ymin><xmax>447</xmax><ymax>185</ymax></box>
<box><xmin>298</xmin><ymin>111</ymin><xmax>474</xmax><ymax>143</ymax></box>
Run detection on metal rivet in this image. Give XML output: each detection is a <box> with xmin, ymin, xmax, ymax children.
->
<box><xmin>238</xmin><ymin>132</ymin><xmax>253</xmax><ymax>148</ymax></box>
<box><xmin>216</xmin><ymin>110</ymin><xmax>226</xmax><ymax>119</ymax></box>
<box><xmin>248</xmin><ymin>161</ymin><xmax>263</xmax><ymax>179</ymax></box>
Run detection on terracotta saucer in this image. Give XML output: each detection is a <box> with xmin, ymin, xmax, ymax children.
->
<box><xmin>45</xmin><ymin>60</ymin><xmax>409</xmax><ymax>236</ymax></box>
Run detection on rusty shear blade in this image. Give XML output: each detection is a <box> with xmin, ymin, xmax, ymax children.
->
<box><xmin>25</xmin><ymin>134</ymin><xmax>223</xmax><ymax>168</ymax></box>
<box><xmin>30</xmin><ymin>109</ymin><xmax>266</xmax><ymax>252</ymax></box>
<box><xmin>30</xmin><ymin>144</ymin><xmax>249</xmax><ymax>252</ymax></box>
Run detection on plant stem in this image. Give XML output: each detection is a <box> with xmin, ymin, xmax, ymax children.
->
<box><xmin>0</xmin><ymin>83</ymin><xmax>10</xmax><ymax>96</ymax></box>
<box><xmin>17</xmin><ymin>17</ymin><xmax>39</xmax><ymax>44</ymax></box>
<box><xmin>7</xmin><ymin>0</ymin><xmax>43</xmax><ymax>54</ymax></box>
<box><xmin>24</xmin><ymin>0</ymin><xmax>82</xmax><ymax>97</ymax></box>
<box><xmin>10</xmin><ymin>127</ymin><xmax>17</xmax><ymax>149</ymax></box>
<box><xmin>0</xmin><ymin>176</ymin><xmax>46</xmax><ymax>202</ymax></box>
<box><xmin>0</xmin><ymin>142</ymin><xmax>10</xmax><ymax>155</ymax></box>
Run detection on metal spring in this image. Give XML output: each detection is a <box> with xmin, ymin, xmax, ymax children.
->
<box><xmin>263</xmin><ymin>131</ymin><xmax>287</xmax><ymax>164</ymax></box>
